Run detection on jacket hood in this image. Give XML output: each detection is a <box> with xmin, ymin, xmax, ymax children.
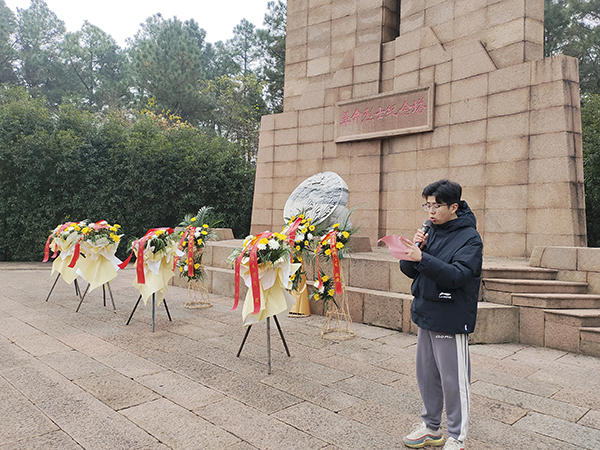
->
<box><xmin>433</xmin><ymin>200</ymin><xmax>477</xmax><ymax>234</ymax></box>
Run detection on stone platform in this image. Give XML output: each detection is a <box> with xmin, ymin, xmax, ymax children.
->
<box><xmin>1</xmin><ymin>263</ymin><xmax>599</xmax><ymax>449</ymax></box>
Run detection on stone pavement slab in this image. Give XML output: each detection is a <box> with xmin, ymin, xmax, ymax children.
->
<box><xmin>0</xmin><ymin>263</ymin><xmax>599</xmax><ymax>449</ymax></box>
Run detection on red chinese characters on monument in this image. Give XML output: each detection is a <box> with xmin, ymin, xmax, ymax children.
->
<box><xmin>334</xmin><ymin>85</ymin><xmax>434</xmax><ymax>143</ymax></box>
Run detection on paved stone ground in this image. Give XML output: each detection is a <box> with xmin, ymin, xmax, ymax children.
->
<box><xmin>1</xmin><ymin>263</ymin><xmax>600</xmax><ymax>449</ymax></box>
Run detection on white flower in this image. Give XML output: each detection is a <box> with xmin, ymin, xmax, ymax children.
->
<box><xmin>268</xmin><ymin>239</ymin><xmax>280</xmax><ymax>249</ymax></box>
<box><xmin>243</xmin><ymin>235</ymin><xmax>254</xmax><ymax>247</ymax></box>
<box><xmin>257</xmin><ymin>243</ymin><xmax>267</xmax><ymax>250</ymax></box>
<box><xmin>313</xmin><ymin>280</ymin><xmax>320</xmax><ymax>288</ymax></box>
<box><xmin>194</xmin><ymin>230</ymin><xmax>201</xmax><ymax>237</ymax></box>
<box><xmin>307</xmin><ymin>233</ymin><xmax>313</xmax><ymax>240</ymax></box>
<box><xmin>183</xmin><ymin>265</ymin><xmax>188</xmax><ymax>271</ymax></box>
<box><xmin>295</xmin><ymin>233</ymin><xmax>304</xmax><ymax>242</ymax></box>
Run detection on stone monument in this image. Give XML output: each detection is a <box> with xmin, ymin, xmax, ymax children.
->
<box><xmin>251</xmin><ymin>0</ymin><xmax>586</xmax><ymax>257</ymax></box>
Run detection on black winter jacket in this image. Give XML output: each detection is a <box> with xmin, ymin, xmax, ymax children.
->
<box><xmin>400</xmin><ymin>201</ymin><xmax>483</xmax><ymax>334</ymax></box>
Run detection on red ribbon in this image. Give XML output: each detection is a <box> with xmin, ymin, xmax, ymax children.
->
<box><xmin>67</xmin><ymin>240</ymin><xmax>82</xmax><ymax>268</ymax></box>
<box><xmin>90</xmin><ymin>220</ymin><xmax>111</xmax><ymax>231</ymax></box>
<box><xmin>232</xmin><ymin>232</ymin><xmax>273</xmax><ymax>315</ymax></box>
<box><xmin>316</xmin><ymin>229</ymin><xmax>343</xmax><ymax>295</ymax></box>
<box><xmin>285</xmin><ymin>217</ymin><xmax>303</xmax><ymax>250</ymax></box>
<box><xmin>119</xmin><ymin>227</ymin><xmax>174</xmax><ymax>284</ymax></box>
<box><xmin>43</xmin><ymin>222</ymin><xmax>76</xmax><ymax>262</ymax></box>
<box><xmin>177</xmin><ymin>226</ymin><xmax>197</xmax><ymax>277</ymax></box>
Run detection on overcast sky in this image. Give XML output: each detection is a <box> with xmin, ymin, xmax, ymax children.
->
<box><xmin>4</xmin><ymin>0</ymin><xmax>274</xmax><ymax>46</ymax></box>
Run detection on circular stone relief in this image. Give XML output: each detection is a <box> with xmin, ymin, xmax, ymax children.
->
<box><xmin>283</xmin><ymin>172</ymin><xmax>349</xmax><ymax>227</ymax></box>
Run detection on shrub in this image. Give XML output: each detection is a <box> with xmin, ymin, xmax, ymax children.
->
<box><xmin>0</xmin><ymin>87</ymin><xmax>255</xmax><ymax>261</ymax></box>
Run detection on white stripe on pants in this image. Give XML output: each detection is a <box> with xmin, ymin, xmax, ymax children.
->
<box><xmin>416</xmin><ymin>327</ymin><xmax>471</xmax><ymax>441</ymax></box>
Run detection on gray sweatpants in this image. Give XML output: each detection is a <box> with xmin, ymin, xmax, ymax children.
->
<box><xmin>416</xmin><ymin>328</ymin><xmax>471</xmax><ymax>441</ymax></box>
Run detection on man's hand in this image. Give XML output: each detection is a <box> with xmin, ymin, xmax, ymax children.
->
<box><xmin>400</xmin><ymin>235</ymin><xmax>422</xmax><ymax>262</ymax></box>
<box><xmin>413</xmin><ymin>229</ymin><xmax>428</xmax><ymax>247</ymax></box>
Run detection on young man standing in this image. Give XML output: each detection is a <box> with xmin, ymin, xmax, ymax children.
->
<box><xmin>399</xmin><ymin>179</ymin><xmax>483</xmax><ymax>450</ymax></box>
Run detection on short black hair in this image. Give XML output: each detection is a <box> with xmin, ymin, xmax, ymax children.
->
<box><xmin>422</xmin><ymin>179</ymin><xmax>462</xmax><ymax>205</ymax></box>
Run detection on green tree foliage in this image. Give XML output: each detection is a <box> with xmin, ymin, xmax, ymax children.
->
<box><xmin>256</xmin><ymin>0</ymin><xmax>286</xmax><ymax>113</ymax></box>
<box><xmin>0</xmin><ymin>87</ymin><xmax>255</xmax><ymax>261</ymax></box>
<box><xmin>545</xmin><ymin>0</ymin><xmax>600</xmax><ymax>95</ymax></box>
<box><xmin>226</xmin><ymin>19</ymin><xmax>261</xmax><ymax>74</ymax></box>
<box><xmin>582</xmin><ymin>95</ymin><xmax>600</xmax><ymax>246</ymax></box>
<box><xmin>200</xmin><ymin>73</ymin><xmax>266</xmax><ymax>161</ymax></box>
<box><xmin>61</xmin><ymin>22</ymin><xmax>130</xmax><ymax>110</ymax></box>
<box><xmin>0</xmin><ymin>1</ymin><xmax>17</xmax><ymax>84</ymax></box>
<box><xmin>128</xmin><ymin>14</ymin><xmax>211</xmax><ymax>123</ymax></box>
<box><xmin>15</xmin><ymin>0</ymin><xmax>67</xmax><ymax>104</ymax></box>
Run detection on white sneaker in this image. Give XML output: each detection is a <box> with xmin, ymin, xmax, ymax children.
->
<box><xmin>402</xmin><ymin>422</ymin><xmax>444</xmax><ymax>448</ymax></box>
<box><xmin>443</xmin><ymin>437</ymin><xmax>465</xmax><ymax>450</ymax></box>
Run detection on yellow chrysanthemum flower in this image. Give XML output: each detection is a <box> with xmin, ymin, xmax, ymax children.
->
<box><xmin>82</xmin><ymin>227</ymin><xmax>90</xmax><ymax>234</ymax></box>
<box><xmin>197</xmin><ymin>239</ymin><xmax>203</xmax><ymax>246</ymax></box>
<box><xmin>259</xmin><ymin>238</ymin><xmax>269</xmax><ymax>245</ymax></box>
<box><xmin>110</xmin><ymin>226</ymin><xmax>117</xmax><ymax>232</ymax></box>
<box><xmin>304</xmin><ymin>241</ymin><xmax>309</xmax><ymax>246</ymax></box>
<box><xmin>155</xmin><ymin>230</ymin><xmax>164</xmax><ymax>236</ymax></box>
<box><xmin>191</xmin><ymin>217</ymin><xmax>197</xmax><ymax>222</ymax></box>
<box><xmin>328</xmin><ymin>289</ymin><xmax>335</xmax><ymax>296</ymax></box>
<box><xmin>179</xmin><ymin>266</ymin><xmax>183</xmax><ymax>272</ymax></box>
<box><xmin>325</xmin><ymin>249</ymin><xmax>332</xmax><ymax>256</ymax></box>
<box><xmin>333</xmin><ymin>223</ymin><xmax>340</xmax><ymax>228</ymax></box>
<box><xmin>301</xmin><ymin>227</ymin><xmax>308</xmax><ymax>234</ymax></box>
<box><xmin>203</xmin><ymin>224</ymin><xmax>209</xmax><ymax>228</ymax></box>
<box><xmin>336</xmin><ymin>242</ymin><xmax>344</xmax><ymax>249</ymax></box>
<box><xmin>74</xmin><ymin>225</ymin><xmax>81</xmax><ymax>231</ymax></box>
<box><xmin>296</xmin><ymin>245</ymin><xmax>301</xmax><ymax>251</ymax></box>
<box><xmin>194</xmin><ymin>263</ymin><xmax>200</xmax><ymax>269</ymax></box>
<box><xmin>290</xmin><ymin>274</ymin><xmax>296</xmax><ymax>281</ymax></box>
<box><xmin>342</xmin><ymin>231</ymin><xmax>350</xmax><ymax>239</ymax></box>
<box><xmin>299</xmin><ymin>214</ymin><xmax>305</xmax><ymax>219</ymax></box>
<box><xmin>309</xmin><ymin>225</ymin><xmax>315</xmax><ymax>231</ymax></box>
<box><xmin>321</xmin><ymin>275</ymin><xmax>329</xmax><ymax>282</ymax></box>
<box><xmin>201</xmin><ymin>230</ymin><xmax>208</xmax><ymax>235</ymax></box>
<box><xmin>314</xmin><ymin>294</ymin><xmax>320</xmax><ymax>300</ymax></box>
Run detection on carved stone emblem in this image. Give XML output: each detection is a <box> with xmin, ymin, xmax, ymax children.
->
<box><xmin>283</xmin><ymin>172</ymin><xmax>349</xmax><ymax>227</ymax></box>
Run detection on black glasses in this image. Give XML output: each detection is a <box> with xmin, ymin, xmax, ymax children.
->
<box><xmin>422</xmin><ymin>203</ymin><xmax>448</xmax><ymax>212</ymax></box>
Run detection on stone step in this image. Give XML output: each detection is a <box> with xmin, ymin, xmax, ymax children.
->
<box><xmin>469</xmin><ymin>302</ymin><xmax>519</xmax><ymax>345</ymax></box>
<box><xmin>544</xmin><ymin>309</ymin><xmax>600</xmax><ymax>353</ymax></box>
<box><xmin>344</xmin><ymin>286</ymin><xmax>414</xmax><ymax>333</ymax></box>
<box><xmin>482</xmin><ymin>279</ymin><xmax>589</xmax><ymax>305</ymax></box>
<box><xmin>482</xmin><ymin>266</ymin><xmax>558</xmax><ymax>280</ymax></box>
<box><xmin>580</xmin><ymin>327</ymin><xmax>600</xmax><ymax>358</ymax></box>
<box><xmin>512</xmin><ymin>293</ymin><xmax>600</xmax><ymax>309</ymax></box>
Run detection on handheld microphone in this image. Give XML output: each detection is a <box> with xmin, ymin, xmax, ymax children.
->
<box><xmin>416</xmin><ymin>219</ymin><xmax>432</xmax><ymax>248</ymax></box>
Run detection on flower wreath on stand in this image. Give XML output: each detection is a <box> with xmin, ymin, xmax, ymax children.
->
<box><xmin>176</xmin><ymin>206</ymin><xmax>219</xmax><ymax>309</ymax></box>
<box><xmin>43</xmin><ymin>221</ymin><xmax>88</xmax><ymax>285</ymax></box>
<box><xmin>77</xmin><ymin>221</ymin><xmax>123</xmax><ymax>292</ymax></box>
<box><xmin>120</xmin><ymin>227</ymin><xmax>182</xmax><ymax>306</ymax></box>
<box><xmin>229</xmin><ymin>231</ymin><xmax>301</xmax><ymax>326</ymax></box>
<box><xmin>282</xmin><ymin>213</ymin><xmax>325</xmax><ymax>317</ymax></box>
<box><xmin>311</xmin><ymin>210</ymin><xmax>359</xmax><ymax>340</ymax></box>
